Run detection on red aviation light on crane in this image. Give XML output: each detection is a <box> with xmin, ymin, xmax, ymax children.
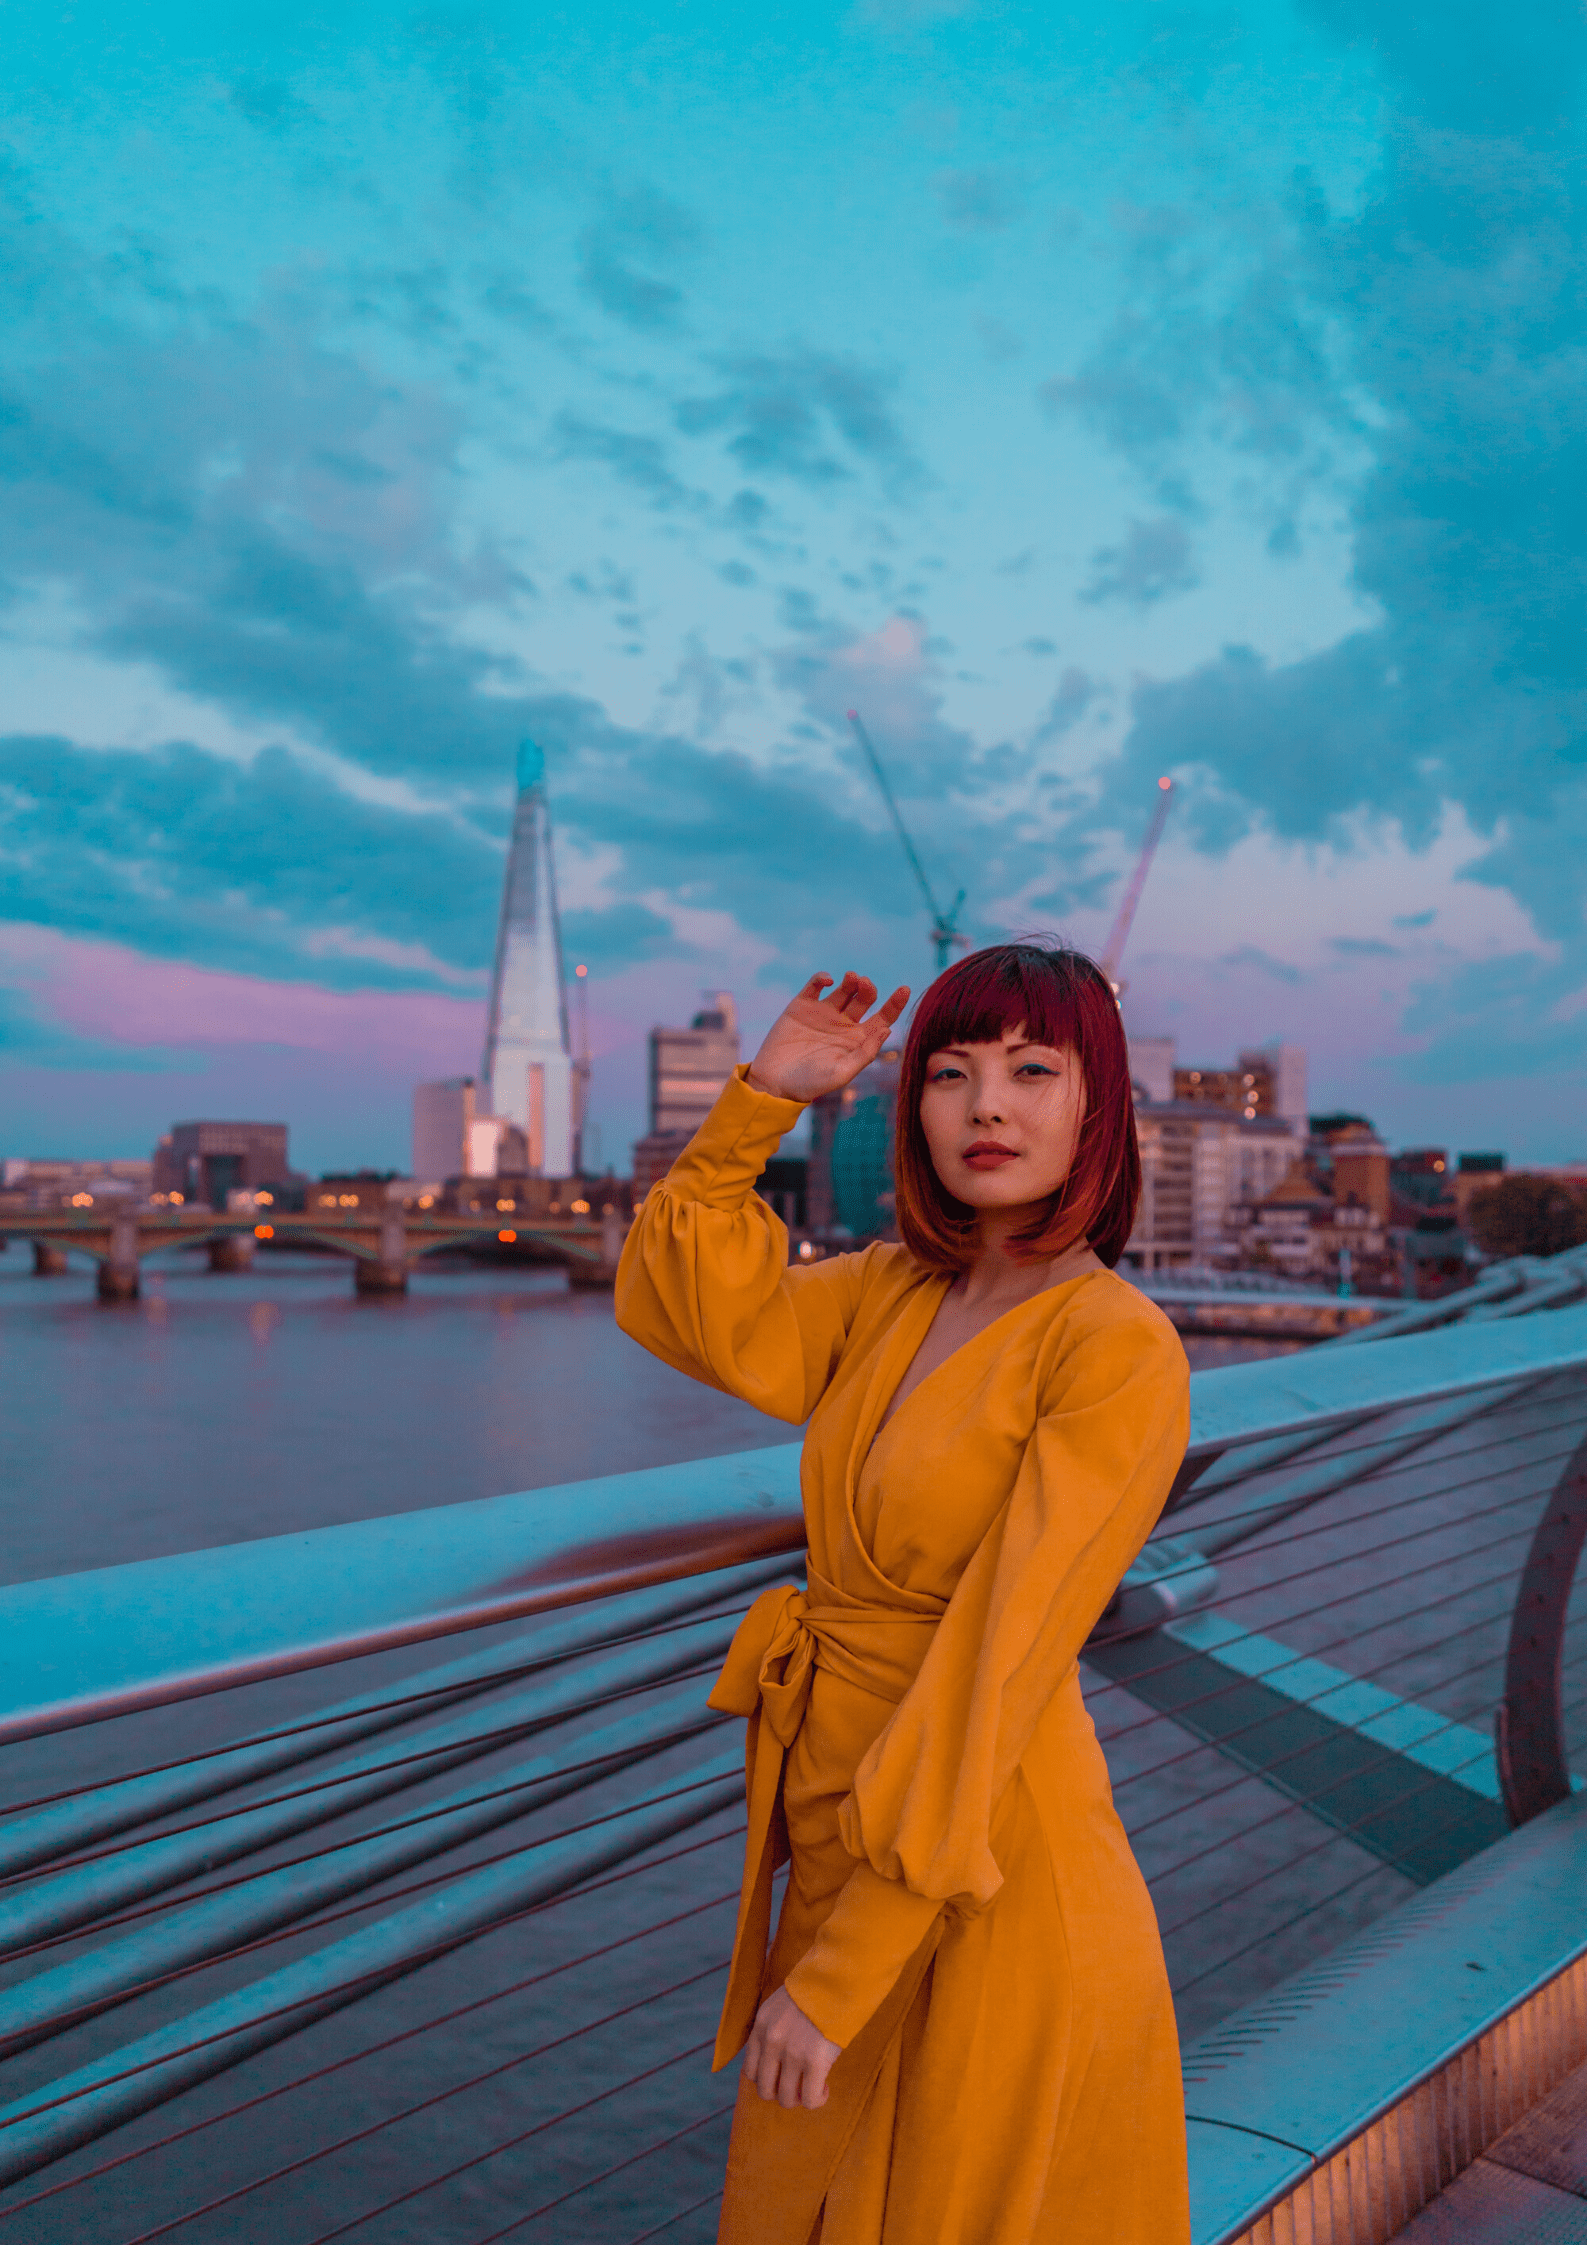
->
<box><xmin>1158</xmin><ymin>775</ymin><xmax>1172</xmax><ymax>790</ymax></box>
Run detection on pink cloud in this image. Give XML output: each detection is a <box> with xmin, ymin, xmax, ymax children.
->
<box><xmin>0</xmin><ymin>925</ymin><xmax>485</xmax><ymax>1074</ymax></box>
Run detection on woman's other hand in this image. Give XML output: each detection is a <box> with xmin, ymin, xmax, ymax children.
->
<box><xmin>743</xmin><ymin>1985</ymin><xmax>844</xmax><ymax>2110</ymax></box>
<box><xmin>745</xmin><ymin>972</ymin><xmax>910</xmax><ymax>1105</ymax></box>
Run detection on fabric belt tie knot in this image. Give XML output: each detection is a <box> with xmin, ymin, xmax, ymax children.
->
<box><xmin>707</xmin><ymin>1570</ymin><xmax>942</xmax><ymax>2066</ymax></box>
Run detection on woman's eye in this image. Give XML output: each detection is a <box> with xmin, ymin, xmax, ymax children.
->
<box><xmin>928</xmin><ymin>1065</ymin><xmax>964</xmax><ymax>1082</ymax></box>
<box><xmin>1015</xmin><ymin>1063</ymin><xmax>1055</xmax><ymax>1077</ymax></box>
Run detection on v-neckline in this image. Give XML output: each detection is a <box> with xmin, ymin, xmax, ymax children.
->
<box><xmin>857</xmin><ymin>1266</ymin><xmax>1101</xmax><ymax>1479</ymax></box>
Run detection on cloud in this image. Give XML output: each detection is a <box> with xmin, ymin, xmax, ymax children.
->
<box><xmin>675</xmin><ymin>350</ymin><xmax>926</xmax><ymax>498</ymax></box>
<box><xmin>0</xmin><ymin>735</ymin><xmax>500</xmax><ymax>986</ymax></box>
<box><xmin>1032</xmin><ymin>668</ymin><xmax>1097</xmax><ymax>746</ymax></box>
<box><xmin>1393</xmin><ymin>908</ymin><xmax>1437</xmax><ymax>929</ymax></box>
<box><xmin>1329</xmin><ymin>936</ymin><xmax>1398</xmax><ymax>958</ymax></box>
<box><xmin>228</xmin><ymin>79</ymin><xmax>320</xmax><ymax>135</ymax></box>
<box><xmin>1060</xmin><ymin>11</ymin><xmax>1587</xmax><ymax>998</ymax></box>
<box><xmin>933</xmin><ymin>170</ymin><xmax>1023</xmax><ymax>233</ymax></box>
<box><xmin>551</xmin><ymin>413</ymin><xmax>702</xmax><ymax>513</ymax></box>
<box><xmin>1217</xmin><ymin>944</ymin><xmax>1303</xmax><ymax>984</ymax></box>
<box><xmin>576</xmin><ymin>188</ymin><xmax>701</xmax><ymax>332</ymax></box>
<box><xmin>0</xmin><ymin>979</ymin><xmax>183</xmax><ymax>1073</ymax></box>
<box><xmin>1079</xmin><ymin>517</ymin><xmax>1197</xmax><ymax>607</ymax></box>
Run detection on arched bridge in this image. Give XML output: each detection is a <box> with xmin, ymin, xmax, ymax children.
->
<box><xmin>0</xmin><ymin>1205</ymin><xmax>627</xmax><ymax>1300</ymax></box>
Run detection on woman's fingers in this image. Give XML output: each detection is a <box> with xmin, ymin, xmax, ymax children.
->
<box><xmin>878</xmin><ymin>983</ymin><xmax>911</xmax><ymax>1026</ymax></box>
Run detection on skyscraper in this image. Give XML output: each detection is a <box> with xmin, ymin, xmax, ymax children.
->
<box><xmin>481</xmin><ymin>740</ymin><xmax>575</xmax><ymax>1177</ymax></box>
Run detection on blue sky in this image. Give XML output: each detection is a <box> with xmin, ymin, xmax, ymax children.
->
<box><xmin>2</xmin><ymin>0</ymin><xmax>1584</xmax><ymax>1170</ymax></box>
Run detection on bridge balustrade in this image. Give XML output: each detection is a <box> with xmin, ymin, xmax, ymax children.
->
<box><xmin>0</xmin><ymin>1302</ymin><xmax>1584</xmax><ymax>2243</ymax></box>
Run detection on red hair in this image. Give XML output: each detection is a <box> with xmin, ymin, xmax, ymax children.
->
<box><xmin>893</xmin><ymin>943</ymin><xmax>1140</xmax><ymax>1273</ymax></box>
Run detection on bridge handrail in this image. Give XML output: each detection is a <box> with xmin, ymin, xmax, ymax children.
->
<box><xmin>4</xmin><ymin>1300</ymin><xmax>1587</xmax><ymax>1750</ymax></box>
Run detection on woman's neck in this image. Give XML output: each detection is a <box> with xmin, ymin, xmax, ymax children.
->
<box><xmin>954</xmin><ymin>1206</ymin><xmax>1103</xmax><ymax>1310</ymax></box>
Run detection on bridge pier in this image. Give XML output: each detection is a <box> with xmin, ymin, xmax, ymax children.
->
<box><xmin>207</xmin><ymin>1235</ymin><xmax>256</xmax><ymax>1274</ymax></box>
<box><xmin>97</xmin><ymin>1218</ymin><xmax>141</xmax><ymax>1303</ymax></box>
<box><xmin>32</xmin><ymin>1243</ymin><xmax>69</xmax><ymax>1277</ymax></box>
<box><xmin>354</xmin><ymin>1258</ymin><xmax>408</xmax><ymax>1295</ymax></box>
<box><xmin>354</xmin><ymin>1212</ymin><xmax>408</xmax><ymax>1296</ymax></box>
<box><xmin>567</xmin><ymin>1203</ymin><xmax>624</xmax><ymax>1293</ymax></box>
<box><xmin>567</xmin><ymin>1207</ymin><xmax>625</xmax><ymax>1291</ymax></box>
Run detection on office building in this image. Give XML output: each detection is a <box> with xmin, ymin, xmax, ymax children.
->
<box><xmin>412</xmin><ymin>1078</ymin><xmax>511</xmax><ymax>1185</ymax></box>
<box><xmin>481</xmin><ymin>740</ymin><xmax>575</xmax><ymax>1178</ymax></box>
<box><xmin>153</xmin><ymin>1123</ymin><xmax>291</xmax><ymax>1208</ymax></box>
<box><xmin>648</xmin><ymin>995</ymin><xmax>739</xmax><ymax>1136</ymax></box>
<box><xmin>1128</xmin><ymin>1103</ymin><xmax>1298</xmax><ymax>1271</ymax></box>
<box><xmin>807</xmin><ymin>1048</ymin><xmax>903</xmax><ymax>1238</ymax></box>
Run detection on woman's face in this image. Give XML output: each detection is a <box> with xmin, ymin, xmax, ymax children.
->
<box><xmin>919</xmin><ymin>1022</ymin><xmax>1087</xmax><ymax>1214</ymax></box>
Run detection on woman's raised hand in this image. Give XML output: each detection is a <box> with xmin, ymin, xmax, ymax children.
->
<box><xmin>745</xmin><ymin>972</ymin><xmax>911</xmax><ymax>1105</ymax></box>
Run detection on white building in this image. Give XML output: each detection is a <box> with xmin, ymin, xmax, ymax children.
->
<box><xmin>480</xmin><ymin>740</ymin><xmax>576</xmax><ymax>1178</ymax></box>
<box><xmin>411</xmin><ymin>1077</ymin><xmax>511</xmax><ymax>1185</ymax></box>
<box><xmin>1129</xmin><ymin>1103</ymin><xmax>1300</xmax><ymax>1272</ymax></box>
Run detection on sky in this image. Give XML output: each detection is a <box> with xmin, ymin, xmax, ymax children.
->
<box><xmin>1</xmin><ymin>0</ymin><xmax>1585</xmax><ymax>1173</ymax></box>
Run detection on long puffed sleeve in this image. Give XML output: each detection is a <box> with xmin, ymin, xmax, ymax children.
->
<box><xmin>615</xmin><ymin>1067</ymin><xmax>877</xmax><ymax>1424</ymax></box>
<box><xmin>783</xmin><ymin>1296</ymin><xmax>1188</xmax><ymax>2045</ymax></box>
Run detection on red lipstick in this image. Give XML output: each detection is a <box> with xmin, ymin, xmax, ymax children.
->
<box><xmin>962</xmin><ymin>1140</ymin><xmax>1018</xmax><ymax>1169</ymax></box>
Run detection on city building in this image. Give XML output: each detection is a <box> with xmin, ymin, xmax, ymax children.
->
<box><xmin>1128</xmin><ymin>1036</ymin><xmax>1309</xmax><ymax>1130</ymax></box>
<box><xmin>0</xmin><ymin>1157</ymin><xmax>152</xmax><ymax>1209</ymax></box>
<box><xmin>1126</xmin><ymin>1037</ymin><xmax>1175</xmax><ymax>1104</ymax></box>
<box><xmin>412</xmin><ymin>1078</ymin><xmax>511</xmax><ymax>1186</ymax></box>
<box><xmin>1451</xmin><ymin>1151</ymin><xmax>1504</xmax><ymax>1223</ymax></box>
<box><xmin>303</xmin><ymin>1173</ymin><xmax>400</xmax><ymax>1214</ymax></box>
<box><xmin>1127</xmin><ymin>1103</ymin><xmax>1299</xmax><ymax>1271</ymax></box>
<box><xmin>481</xmin><ymin>739</ymin><xmax>575</xmax><ymax>1178</ymax></box>
<box><xmin>648</xmin><ymin>995</ymin><xmax>740</xmax><ymax>1137</ymax></box>
<box><xmin>808</xmin><ymin>1048</ymin><xmax>903</xmax><ymax>1239</ymax></box>
<box><xmin>153</xmin><ymin>1123</ymin><xmax>292</xmax><ymax>1208</ymax></box>
<box><xmin>631</xmin><ymin>1129</ymin><xmax>695</xmax><ymax>1198</ymax></box>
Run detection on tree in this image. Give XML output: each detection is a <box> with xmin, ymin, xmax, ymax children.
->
<box><xmin>1466</xmin><ymin>1175</ymin><xmax>1587</xmax><ymax>1261</ymax></box>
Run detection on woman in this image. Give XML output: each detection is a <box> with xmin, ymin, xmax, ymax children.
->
<box><xmin>616</xmin><ymin>942</ymin><xmax>1190</xmax><ymax>2245</ymax></box>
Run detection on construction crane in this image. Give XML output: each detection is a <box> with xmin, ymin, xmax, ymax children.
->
<box><xmin>1099</xmin><ymin>776</ymin><xmax>1174</xmax><ymax>997</ymax></box>
<box><xmin>847</xmin><ymin>710</ymin><xmax>966</xmax><ymax>976</ymax></box>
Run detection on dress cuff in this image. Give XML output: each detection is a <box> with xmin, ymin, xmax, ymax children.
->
<box><xmin>657</xmin><ymin>1066</ymin><xmax>806</xmax><ymax>1207</ymax></box>
<box><xmin>781</xmin><ymin>1861</ymin><xmax>943</xmax><ymax>2050</ymax></box>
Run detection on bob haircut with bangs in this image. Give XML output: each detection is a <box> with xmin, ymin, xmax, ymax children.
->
<box><xmin>893</xmin><ymin>942</ymin><xmax>1140</xmax><ymax>1275</ymax></box>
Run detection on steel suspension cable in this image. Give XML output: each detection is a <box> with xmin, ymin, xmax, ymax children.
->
<box><xmin>1119</xmin><ymin>1631</ymin><xmax>1506</xmax><ymax>1874</ymax></box>
<box><xmin>470</xmin><ymin>2103</ymin><xmax>736</xmax><ymax>2244</ymax></box>
<box><xmin>1098</xmin><ymin>1545</ymin><xmax>1529</xmax><ymax>1783</ymax></box>
<box><xmin>0</xmin><ymin>1659</ymin><xmax>726</xmax><ymax>1893</ymax></box>
<box><xmin>0</xmin><ymin>1592</ymin><xmax>777</xmax><ymax>1822</ymax></box>
<box><xmin>1107</xmin><ymin>1570</ymin><xmax>1522</xmax><ymax>1813</ymax></box>
<box><xmin>0</xmin><ymin>1838</ymin><xmax>745</xmax><ymax>2224</ymax></box>
<box><xmin>294</xmin><ymin>2037</ymin><xmax>721</xmax><ymax>2245</ymax></box>
<box><xmin>0</xmin><ymin>1769</ymin><xmax>742</xmax><ymax>2137</ymax></box>
<box><xmin>115</xmin><ymin>1955</ymin><xmax>734</xmax><ymax>2244</ymax></box>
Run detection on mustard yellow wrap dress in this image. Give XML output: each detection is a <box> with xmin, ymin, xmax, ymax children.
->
<box><xmin>616</xmin><ymin>1069</ymin><xmax>1192</xmax><ymax>2245</ymax></box>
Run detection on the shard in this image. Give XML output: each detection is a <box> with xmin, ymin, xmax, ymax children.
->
<box><xmin>481</xmin><ymin>739</ymin><xmax>575</xmax><ymax>1177</ymax></box>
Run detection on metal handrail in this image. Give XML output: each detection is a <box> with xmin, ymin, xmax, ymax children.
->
<box><xmin>5</xmin><ymin>1300</ymin><xmax>1587</xmax><ymax>1751</ymax></box>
